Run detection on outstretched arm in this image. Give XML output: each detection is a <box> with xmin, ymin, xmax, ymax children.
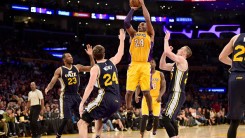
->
<box><xmin>79</xmin><ymin>65</ymin><xmax>99</xmax><ymax>115</ymax></box>
<box><xmin>164</xmin><ymin>32</ymin><xmax>184</xmax><ymax>63</ymax></box>
<box><xmin>110</xmin><ymin>29</ymin><xmax>126</xmax><ymax>65</ymax></box>
<box><xmin>124</xmin><ymin>8</ymin><xmax>137</xmax><ymax>37</ymax></box>
<box><xmin>219</xmin><ymin>35</ymin><xmax>238</xmax><ymax>66</ymax></box>
<box><xmin>139</xmin><ymin>0</ymin><xmax>154</xmax><ymax>38</ymax></box>
<box><xmin>45</xmin><ymin>68</ymin><xmax>61</xmax><ymax>94</ymax></box>
<box><xmin>159</xmin><ymin>46</ymin><xmax>174</xmax><ymax>71</ymax></box>
<box><xmin>76</xmin><ymin>44</ymin><xmax>95</xmax><ymax>72</ymax></box>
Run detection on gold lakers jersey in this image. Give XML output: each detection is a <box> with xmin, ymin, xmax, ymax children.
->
<box><xmin>150</xmin><ymin>70</ymin><xmax>161</xmax><ymax>97</ymax></box>
<box><xmin>129</xmin><ymin>32</ymin><xmax>153</xmax><ymax>62</ymax></box>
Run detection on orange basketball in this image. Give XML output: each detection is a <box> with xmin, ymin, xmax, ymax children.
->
<box><xmin>130</xmin><ymin>0</ymin><xmax>141</xmax><ymax>7</ymax></box>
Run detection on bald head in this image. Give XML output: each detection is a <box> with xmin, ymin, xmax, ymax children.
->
<box><xmin>30</xmin><ymin>82</ymin><xmax>36</xmax><ymax>91</ymax></box>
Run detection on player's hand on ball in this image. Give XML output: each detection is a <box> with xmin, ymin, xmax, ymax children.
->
<box><xmin>85</xmin><ymin>44</ymin><xmax>93</xmax><ymax>56</ymax></box>
<box><xmin>119</xmin><ymin>29</ymin><xmax>126</xmax><ymax>40</ymax></box>
<box><xmin>164</xmin><ymin>31</ymin><xmax>170</xmax><ymax>40</ymax></box>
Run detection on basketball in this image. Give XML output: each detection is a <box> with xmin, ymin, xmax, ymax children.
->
<box><xmin>130</xmin><ymin>0</ymin><xmax>141</xmax><ymax>7</ymax></box>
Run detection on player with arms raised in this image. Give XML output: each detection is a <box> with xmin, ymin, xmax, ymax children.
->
<box><xmin>124</xmin><ymin>0</ymin><xmax>155</xmax><ymax>129</ymax></box>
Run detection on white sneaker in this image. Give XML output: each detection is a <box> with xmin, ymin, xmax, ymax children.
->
<box><xmin>114</xmin><ymin>128</ymin><xmax>119</xmax><ymax>132</ymax></box>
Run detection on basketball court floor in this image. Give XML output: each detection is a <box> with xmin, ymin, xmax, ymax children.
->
<box><xmin>23</xmin><ymin>125</ymin><xmax>245</xmax><ymax>138</ymax></box>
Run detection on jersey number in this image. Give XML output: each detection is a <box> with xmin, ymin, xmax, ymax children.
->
<box><xmin>152</xmin><ymin>82</ymin><xmax>157</xmax><ymax>90</ymax></box>
<box><xmin>233</xmin><ymin>45</ymin><xmax>245</xmax><ymax>62</ymax></box>
<box><xmin>103</xmin><ymin>72</ymin><xmax>119</xmax><ymax>86</ymax></box>
<box><xmin>134</xmin><ymin>38</ymin><xmax>144</xmax><ymax>47</ymax></box>
<box><xmin>68</xmin><ymin>77</ymin><xmax>77</xmax><ymax>85</ymax></box>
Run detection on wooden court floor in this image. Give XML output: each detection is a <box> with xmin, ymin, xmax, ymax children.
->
<box><xmin>24</xmin><ymin>125</ymin><xmax>245</xmax><ymax>138</ymax></box>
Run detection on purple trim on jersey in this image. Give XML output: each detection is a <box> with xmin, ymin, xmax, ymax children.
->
<box><xmin>148</xmin><ymin>42</ymin><xmax>154</xmax><ymax>62</ymax></box>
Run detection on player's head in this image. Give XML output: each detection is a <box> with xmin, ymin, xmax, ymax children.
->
<box><xmin>138</xmin><ymin>22</ymin><xmax>147</xmax><ymax>32</ymax></box>
<box><xmin>150</xmin><ymin>59</ymin><xmax>156</xmax><ymax>70</ymax></box>
<box><xmin>177</xmin><ymin>46</ymin><xmax>192</xmax><ymax>59</ymax></box>
<box><xmin>30</xmin><ymin>82</ymin><xmax>36</xmax><ymax>91</ymax></box>
<box><xmin>62</xmin><ymin>53</ymin><xmax>73</xmax><ymax>64</ymax></box>
<box><xmin>93</xmin><ymin>45</ymin><xmax>105</xmax><ymax>60</ymax></box>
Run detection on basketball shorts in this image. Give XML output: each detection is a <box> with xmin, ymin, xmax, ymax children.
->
<box><xmin>142</xmin><ymin>96</ymin><xmax>161</xmax><ymax>116</ymax></box>
<box><xmin>82</xmin><ymin>91</ymin><xmax>121</xmax><ymax>124</ymax></box>
<box><xmin>163</xmin><ymin>91</ymin><xmax>186</xmax><ymax>121</ymax></box>
<box><xmin>59</xmin><ymin>93</ymin><xmax>81</xmax><ymax>119</ymax></box>
<box><xmin>227</xmin><ymin>72</ymin><xmax>245</xmax><ymax>120</ymax></box>
<box><xmin>126</xmin><ymin>62</ymin><xmax>151</xmax><ymax>92</ymax></box>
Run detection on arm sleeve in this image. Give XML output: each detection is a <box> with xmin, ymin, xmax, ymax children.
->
<box><xmin>124</xmin><ymin>9</ymin><xmax>135</xmax><ymax>29</ymax></box>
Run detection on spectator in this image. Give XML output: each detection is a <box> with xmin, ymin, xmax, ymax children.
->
<box><xmin>3</xmin><ymin>107</ymin><xmax>17</xmax><ymax>137</ymax></box>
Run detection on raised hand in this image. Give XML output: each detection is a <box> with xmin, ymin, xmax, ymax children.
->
<box><xmin>118</xmin><ymin>28</ymin><xmax>126</xmax><ymax>40</ymax></box>
<box><xmin>164</xmin><ymin>31</ymin><xmax>170</xmax><ymax>40</ymax></box>
<box><xmin>85</xmin><ymin>44</ymin><xmax>93</xmax><ymax>56</ymax></box>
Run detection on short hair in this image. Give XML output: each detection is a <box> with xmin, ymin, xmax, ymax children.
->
<box><xmin>184</xmin><ymin>46</ymin><xmax>192</xmax><ymax>58</ymax></box>
<box><xmin>62</xmin><ymin>53</ymin><xmax>70</xmax><ymax>60</ymax></box>
<box><xmin>93</xmin><ymin>45</ymin><xmax>105</xmax><ymax>60</ymax></box>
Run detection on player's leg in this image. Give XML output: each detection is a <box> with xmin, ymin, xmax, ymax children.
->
<box><xmin>152</xmin><ymin>99</ymin><xmax>161</xmax><ymax>134</ymax></box>
<box><xmin>142</xmin><ymin>91</ymin><xmax>152</xmax><ymax>115</ymax></box>
<box><xmin>73</xmin><ymin>94</ymin><xmax>82</xmax><ymax>119</ymax></box>
<box><xmin>140</xmin><ymin>63</ymin><xmax>153</xmax><ymax>112</ymax></box>
<box><xmin>140</xmin><ymin>63</ymin><xmax>153</xmax><ymax>130</ymax></box>
<box><xmin>153</xmin><ymin>116</ymin><xmax>159</xmax><ymax>135</ymax></box>
<box><xmin>163</xmin><ymin>92</ymin><xmax>184</xmax><ymax>137</ymax></box>
<box><xmin>57</xmin><ymin>95</ymin><xmax>72</xmax><ymax>138</ymax></box>
<box><xmin>126</xmin><ymin>63</ymin><xmax>140</xmax><ymax>128</ymax></box>
<box><xmin>171</xmin><ymin>120</ymin><xmax>178</xmax><ymax>136</ymax></box>
<box><xmin>162</xmin><ymin>115</ymin><xmax>177</xmax><ymax>137</ymax></box>
<box><xmin>77</xmin><ymin>114</ymin><xmax>90</xmax><ymax>138</ymax></box>
<box><xmin>125</xmin><ymin>91</ymin><xmax>134</xmax><ymax>111</ymax></box>
<box><xmin>227</xmin><ymin>119</ymin><xmax>240</xmax><ymax>138</ymax></box>
<box><xmin>95</xmin><ymin>119</ymin><xmax>103</xmax><ymax>138</ymax></box>
<box><xmin>140</xmin><ymin>97</ymin><xmax>148</xmax><ymax>137</ymax></box>
<box><xmin>227</xmin><ymin>73</ymin><xmax>244</xmax><ymax>138</ymax></box>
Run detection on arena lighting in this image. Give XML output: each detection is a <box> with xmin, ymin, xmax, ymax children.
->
<box><xmin>73</xmin><ymin>12</ymin><xmax>90</xmax><ymax>18</ymax></box>
<box><xmin>151</xmin><ymin>16</ymin><xmax>167</xmax><ymax>22</ymax></box>
<box><xmin>163</xmin><ymin>26</ymin><xmax>193</xmax><ymax>38</ymax></box>
<box><xmin>48</xmin><ymin>52</ymin><xmax>63</xmax><ymax>58</ymax></box>
<box><xmin>30</xmin><ymin>7</ymin><xmax>54</xmax><ymax>15</ymax></box>
<box><xmin>91</xmin><ymin>13</ymin><xmax>115</xmax><ymax>20</ymax></box>
<box><xmin>57</xmin><ymin>10</ymin><xmax>71</xmax><ymax>16</ymax></box>
<box><xmin>12</xmin><ymin>5</ymin><xmax>29</xmax><ymax>11</ymax></box>
<box><xmin>116</xmin><ymin>15</ymin><xmax>126</xmax><ymax>20</ymax></box>
<box><xmin>168</xmin><ymin>18</ymin><xmax>175</xmax><ymax>23</ymax></box>
<box><xmin>157</xmin><ymin>0</ymin><xmax>216</xmax><ymax>1</ymax></box>
<box><xmin>198</xmin><ymin>24</ymin><xmax>240</xmax><ymax>38</ymax></box>
<box><xmin>199</xmin><ymin>88</ymin><xmax>226</xmax><ymax>93</ymax></box>
<box><xmin>43</xmin><ymin>48</ymin><xmax>67</xmax><ymax>51</ymax></box>
<box><xmin>176</xmin><ymin>17</ymin><xmax>192</xmax><ymax>22</ymax></box>
<box><xmin>133</xmin><ymin>16</ymin><xmax>145</xmax><ymax>21</ymax></box>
